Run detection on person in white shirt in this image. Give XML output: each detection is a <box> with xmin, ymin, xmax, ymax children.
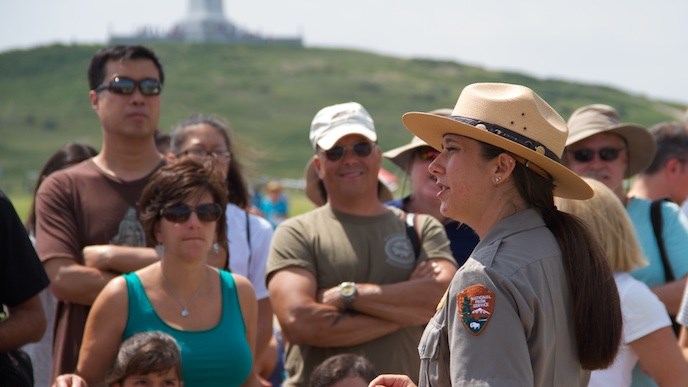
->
<box><xmin>556</xmin><ymin>178</ymin><xmax>688</xmax><ymax>387</ymax></box>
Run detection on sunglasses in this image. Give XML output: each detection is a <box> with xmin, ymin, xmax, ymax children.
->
<box><xmin>95</xmin><ymin>76</ymin><xmax>162</xmax><ymax>96</ymax></box>
<box><xmin>322</xmin><ymin>142</ymin><xmax>374</xmax><ymax>162</ymax></box>
<box><xmin>160</xmin><ymin>203</ymin><xmax>223</xmax><ymax>223</ymax></box>
<box><xmin>416</xmin><ymin>147</ymin><xmax>440</xmax><ymax>161</ymax></box>
<box><xmin>569</xmin><ymin>147</ymin><xmax>625</xmax><ymax>163</ymax></box>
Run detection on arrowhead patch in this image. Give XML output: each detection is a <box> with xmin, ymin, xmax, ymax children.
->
<box><xmin>457</xmin><ymin>284</ymin><xmax>495</xmax><ymax>335</ymax></box>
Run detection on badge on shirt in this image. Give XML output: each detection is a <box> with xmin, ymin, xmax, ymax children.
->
<box><xmin>457</xmin><ymin>284</ymin><xmax>495</xmax><ymax>336</ymax></box>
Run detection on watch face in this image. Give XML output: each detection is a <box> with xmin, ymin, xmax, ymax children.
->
<box><xmin>340</xmin><ymin>283</ymin><xmax>356</xmax><ymax>297</ymax></box>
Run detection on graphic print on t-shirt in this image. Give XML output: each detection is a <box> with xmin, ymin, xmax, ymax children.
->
<box><xmin>110</xmin><ymin>206</ymin><xmax>146</xmax><ymax>247</ymax></box>
<box><xmin>384</xmin><ymin>233</ymin><xmax>416</xmax><ymax>269</ymax></box>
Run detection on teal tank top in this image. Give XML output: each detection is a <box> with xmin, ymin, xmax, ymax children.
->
<box><xmin>123</xmin><ymin>270</ymin><xmax>252</xmax><ymax>387</ymax></box>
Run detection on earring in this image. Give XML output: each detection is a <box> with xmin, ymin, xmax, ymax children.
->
<box><xmin>155</xmin><ymin>244</ymin><xmax>165</xmax><ymax>258</ymax></box>
<box><xmin>212</xmin><ymin>242</ymin><xmax>220</xmax><ymax>254</ymax></box>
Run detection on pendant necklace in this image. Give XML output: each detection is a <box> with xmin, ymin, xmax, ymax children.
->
<box><xmin>160</xmin><ymin>269</ymin><xmax>205</xmax><ymax>318</ymax></box>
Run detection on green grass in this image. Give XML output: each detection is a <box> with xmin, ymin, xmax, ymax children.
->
<box><xmin>1</xmin><ymin>43</ymin><xmax>685</xmax><ymax>206</ymax></box>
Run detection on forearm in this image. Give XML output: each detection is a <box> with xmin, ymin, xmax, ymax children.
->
<box><xmin>652</xmin><ymin>278</ymin><xmax>686</xmax><ymax>315</ymax></box>
<box><xmin>0</xmin><ymin>295</ymin><xmax>46</xmax><ymax>351</ymax></box>
<box><xmin>83</xmin><ymin>245</ymin><xmax>159</xmax><ymax>273</ymax></box>
<box><xmin>353</xmin><ymin>278</ymin><xmax>448</xmax><ymax>326</ymax></box>
<box><xmin>281</xmin><ymin>303</ymin><xmax>399</xmax><ymax>347</ymax></box>
<box><xmin>254</xmin><ymin>298</ymin><xmax>273</xmax><ymax>360</ymax></box>
<box><xmin>47</xmin><ymin>261</ymin><xmax>118</xmax><ymax>305</ymax></box>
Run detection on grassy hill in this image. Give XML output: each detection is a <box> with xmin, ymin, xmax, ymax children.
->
<box><xmin>1</xmin><ymin>43</ymin><xmax>685</xmax><ymax>215</ymax></box>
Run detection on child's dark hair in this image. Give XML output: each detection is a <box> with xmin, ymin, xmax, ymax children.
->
<box><xmin>106</xmin><ymin>331</ymin><xmax>182</xmax><ymax>385</ymax></box>
<box><xmin>309</xmin><ymin>353</ymin><xmax>376</xmax><ymax>387</ymax></box>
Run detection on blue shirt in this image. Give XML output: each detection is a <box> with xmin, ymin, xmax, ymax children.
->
<box><xmin>627</xmin><ymin>197</ymin><xmax>688</xmax><ymax>387</ymax></box>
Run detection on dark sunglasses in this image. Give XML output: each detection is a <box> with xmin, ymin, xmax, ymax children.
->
<box><xmin>95</xmin><ymin>76</ymin><xmax>162</xmax><ymax>96</ymax></box>
<box><xmin>569</xmin><ymin>147</ymin><xmax>625</xmax><ymax>163</ymax></box>
<box><xmin>322</xmin><ymin>142</ymin><xmax>374</xmax><ymax>162</ymax></box>
<box><xmin>416</xmin><ymin>147</ymin><xmax>440</xmax><ymax>161</ymax></box>
<box><xmin>160</xmin><ymin>203</ymin><xmax>223</xmax><ymax>223</ymax></box>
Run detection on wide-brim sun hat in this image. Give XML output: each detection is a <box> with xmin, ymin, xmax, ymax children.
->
<box><xmin>384</xmin><ymin>108</ymin><xmax>453</xmax><ymax>172</ymax></box>
<box><xmin>402</xmin><ymin>82</ymin><xmax>593</xmax><ymax>199</ymax></box>
<box><xmin>383</xmin><ymin>136</ymin><xmax>430</xmax><ymax>172</ymax></box>
<box><xmin>566</xmin><ymin>104</ymin><xmax>655</xmax><ymax>177</ymax></box>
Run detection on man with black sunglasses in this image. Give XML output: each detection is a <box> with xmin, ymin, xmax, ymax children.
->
<box><xmin>564</xmin><ymin>104</ymin><xmax>688</xmax><ymax>387</ymax></box>
<box><xmin>34</xmin><ymin>45</ymin><xmax>166</xmax><ymax>381</ymax></box>
<box><xmin>266</xmin><ymin>102</ymin><xmax>457</xmax><ymax>385</ymax></box>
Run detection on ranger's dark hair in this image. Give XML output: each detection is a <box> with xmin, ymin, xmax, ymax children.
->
<box><xmin>480</xmin><ymin>142</ymin><xmax>622</xmax><ymax>370</ymax></box>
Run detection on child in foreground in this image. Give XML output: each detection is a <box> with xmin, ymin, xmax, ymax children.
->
<box><xmin>53</xmin><ymin>331</ymin><xmax>183</xmax><ymax>387</ymax></box>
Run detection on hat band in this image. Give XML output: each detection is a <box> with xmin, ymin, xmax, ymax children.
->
<box><xmin>451</xmin><ymin>116</ymin><xmax>561</xmax><ymax>163</ymax></box>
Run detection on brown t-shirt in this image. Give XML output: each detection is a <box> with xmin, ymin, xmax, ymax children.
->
<box><xmin>35</xmin><ymin>159</ymin><xmax>160</xmax><ymax>379</ymax></box>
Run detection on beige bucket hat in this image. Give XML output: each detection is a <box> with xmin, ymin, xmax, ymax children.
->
<box><xmin>383</xmin><ymin>136</ymin><xmax>430</xmax><ymax>171</ymax></box>
<box><xmin>566</xmin><ymin>104</ymin><xmax>655</xmax><ymax>177</ymax></box>
<box><xmin>402</xmin><ymin>83</ymin><xmax>592</xmax><ymax>199</ymax></box>
<box><xmin>384</xmin><ymin>109</ymin><xmax>451</xmax><ymax>171</ymax></box>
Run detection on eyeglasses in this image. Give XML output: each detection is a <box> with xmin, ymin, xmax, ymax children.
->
<box><xmin>94</xmin><ymin>76</ymin><xmax>162</xmax><ymax>96</ymax></box>
<box><xmin>160</xmin><ymin>203</ymin><xmax>223</xmax><ymax>223</ymax></box>
<box><xmin>416</xmin><ymin>147</ymin><xmax>440</xmax><ymax>161</ymax></box>
<box><xmin>321</xmin><ymin>142</ymin><xmax>374</xmax><ymax>162</ymax></box>
<box><xmin>180</xmin><ymin>149</ymin><xmax>231</xmax><ymax>162</ymax></box>
<box><xmin>569</xmin><ymin>147</ymin><xmax>625</xmax><ymax>163</ymax></box>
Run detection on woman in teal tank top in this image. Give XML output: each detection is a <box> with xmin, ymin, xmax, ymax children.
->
<box><xmin>53</xmin><ymin>159</ymin><xmax>261</xmax><ymax>386</ymax></box>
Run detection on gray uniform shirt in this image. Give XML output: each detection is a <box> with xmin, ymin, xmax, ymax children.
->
<box><xmin>418</xmin><ymin>208</ymin><xmax>590</xmax><ymax>387</ymax></box>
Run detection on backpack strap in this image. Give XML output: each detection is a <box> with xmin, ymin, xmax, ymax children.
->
<box><xmin>650</xmin><ymin>199</ymin><xmax>675</xmax><ymax>282</ymax></box>
<box><xmin>404</xmin><ymin>212</ymin><xmax>421</xmax><ymax>260</ymax></box>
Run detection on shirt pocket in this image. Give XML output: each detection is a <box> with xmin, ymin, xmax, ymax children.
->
<box><xmin>418</xmin><ymin>312</ymin><xmax>451</xmax><ymax>387</ymax></box>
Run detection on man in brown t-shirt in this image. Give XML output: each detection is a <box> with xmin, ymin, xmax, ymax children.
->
<box><xmin>35</xmin><ymin>45</ymin><xmax>165</xmax><ymax>380</ymax></box>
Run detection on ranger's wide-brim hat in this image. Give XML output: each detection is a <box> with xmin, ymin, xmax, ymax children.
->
<box><xmin>402</xmin><ymin>83</ymin><xmax>593</xmax><ymax>199</ymax></box>
<box><xmin>566</xmin><ymin>104</ymin><xmax>655</xmax><ymax>177</ymax></box>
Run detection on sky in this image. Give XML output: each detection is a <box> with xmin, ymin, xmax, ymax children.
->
<box><xmin>2</xmin><ymin>0</ymin><xmax>687</xmax><ymax>104</ymax></box>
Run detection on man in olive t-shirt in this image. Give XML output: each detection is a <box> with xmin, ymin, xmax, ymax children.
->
<box><xmin>267</xmin><ymin>102</ymin><xmax>457</xmax><ymax>386</ymax></box>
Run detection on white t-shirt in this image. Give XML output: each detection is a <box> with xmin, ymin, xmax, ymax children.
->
<box><xmin>588</xmin><ymin>272</ymin><xmax>671</xmax><ymax>387</ymax></box>
<box><xmin>226</xmin><ymin>203</ymin><xmax>273</xmax><ymax>300</ymax></box>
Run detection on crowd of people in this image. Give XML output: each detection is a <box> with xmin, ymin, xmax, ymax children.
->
<box><xmin>3</xmin><ymin>43</ymin><xmax>688</xmax><ymax>387</ymax></box>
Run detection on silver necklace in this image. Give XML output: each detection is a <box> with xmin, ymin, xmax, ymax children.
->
<box><xmin>160</xmin><ymin>270</ymin><xmax>205</xmax><ymax>318</ymax></box>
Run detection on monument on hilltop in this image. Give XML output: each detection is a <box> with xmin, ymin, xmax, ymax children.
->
<box><xmin>109</xmin><ymin>0</ymin><xmax>302</xmax><ymax>46</ymax></box>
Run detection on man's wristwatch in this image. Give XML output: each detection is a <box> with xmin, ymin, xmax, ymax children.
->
<box><xmin>338</xmin><ymin>281</ymin><xmax>357</xmax><ymax>309</ymax></box>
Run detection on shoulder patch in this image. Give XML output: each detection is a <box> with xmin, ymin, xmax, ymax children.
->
<box><xmin>457</xmin><ymin>284</ymin><xmax>495</xmax><ymax>336</ymax></box>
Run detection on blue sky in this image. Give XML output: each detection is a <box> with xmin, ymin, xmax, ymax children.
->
<box><xmin>2</xmin><ymin>0</ymin><xmax>686</xmax><ymax>104</ymax></box>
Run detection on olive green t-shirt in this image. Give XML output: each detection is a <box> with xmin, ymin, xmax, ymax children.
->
<box><xmin>267</xmin><ymin>204</ymin><xmax>455</xmax><ymax>386</ymax></box>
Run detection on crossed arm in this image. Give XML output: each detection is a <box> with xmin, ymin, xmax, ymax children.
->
<box><xmin>268</xmin><ymin>259</ymin><xmax>456</xmax><ymax>348</ymax></box>
<box><xmin>45</xmin><ymin>245</ymin><xmax>158</xmax><ymax>306</ymax></box>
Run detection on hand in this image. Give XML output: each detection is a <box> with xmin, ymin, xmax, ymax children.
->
<box><xmin>82</xmin><ymin>245</ymin><xmax>110</xmax><ymax>269</ymax></box>
<box><xmin>52</xmin><ymin>373</ymin><xmax>89</xmax><ymax>387</ymax></box>
<box><xmin>410</xmin><ymin>260</ymin><xmax>441</xmax><ymax>280</ymax></box>
<box><xmin>317</xmin><ymin>286</ymin><xmax>345</xmax><ymax>310</ymax></box>
<box><xmin>368</xmin><ymin>374</ymin><xmax>417</xmax><ymax>387</ymax></box>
